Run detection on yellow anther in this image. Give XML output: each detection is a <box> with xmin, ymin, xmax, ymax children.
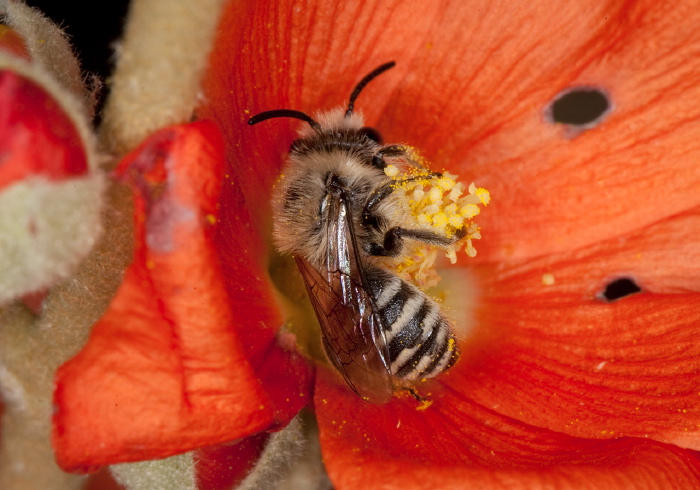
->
<box><xmin>417</xmin><ymin>214</ymin><xmax>432</xmax><ymax>225</ymax></box>
<box><xmin>460</xmin><ymin>204</ymin><xmax>480</xmax><ymax>218</ymax></box>
<box><xmin>448</xmin><ymin>214</ymin><xmax>464</xmax><ymax>228</ymax></box>
<box><xmin>476</xmin><ymin>188</ymin><xmax>491</xmax><ymax>205</ymax></box>
<box><xmin>436</xmin><ymin>177</ymin><xmax>455</xmax><ymax>190</ymax></box>
<box><xmin>428</xmin><ymin>187</ymin><xmax>443</xmax><ymax>203</ymax></box>
<box><xmin>422</xmin><ymin>204</ymin><xmax>440</xmax><ymax>216</ymax></box>
<box><xmin>448</xmin><ymin>187</ymin><xmax>463</xmax><ymax>202</ymax></box>
<box><xmin>377</xmin><ymin>160</ymin><xmax>490</xmax><ymax>286</ymax></box>
<box><xmin>432</xmin><ymin>212</ymin><xmax>448</xmax><ymax>229</ymax></box>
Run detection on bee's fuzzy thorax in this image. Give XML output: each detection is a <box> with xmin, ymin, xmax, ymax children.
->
<box><xmin>272</xmin><ymin>144</ymin><xmax>388</xmax><ymax>267</ymax></box>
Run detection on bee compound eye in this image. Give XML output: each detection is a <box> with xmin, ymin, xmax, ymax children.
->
<box><xmin>359</xmin><ymin>126</ymin><xmax>383</xmax><ymax>144</ymax></box>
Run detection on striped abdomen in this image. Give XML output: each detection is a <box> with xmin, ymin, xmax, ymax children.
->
<box><xmin>366</xmin><ymin>267</ymin><xmax>460</xmax><ymax>381</ymax></box>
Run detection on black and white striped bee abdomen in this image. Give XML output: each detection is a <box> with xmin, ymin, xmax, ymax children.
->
<box><xmin>365</xmin><ymin>266</ymin><xmax>460</xmax><ymax>381</ymax></box>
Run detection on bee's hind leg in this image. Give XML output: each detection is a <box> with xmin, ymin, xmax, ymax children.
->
<box><xmin>368</xmin><ymin>226</ymin><xmax>460</xmax><ymax>257</ymax></box>
<box><xmin>371</xmin><ymin>145</ymin><xmax>408</xmax><ymax>169</ymax></box>
<box><xmin>362</xmin><ymin>172</ymin><xmax>442</xmax><ymax>225</ymax></box>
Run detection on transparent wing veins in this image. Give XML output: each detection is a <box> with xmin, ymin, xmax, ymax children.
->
<box><xmin>295</xmin><ymin>184</ymin><xmax>393</xmax><ymax>403</ymax></box>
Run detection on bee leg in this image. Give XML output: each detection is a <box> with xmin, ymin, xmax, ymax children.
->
<box><xmin>369</xmin><ymin>227</ymin><xmax>455</xmax><ymax>256</ymax></box>
<box><xmin>402</xmin><ymin>386</ymin><xmax>428</xmax><ymax>403</ymax></box>
<box><xmin>363</xmin><ymin>172</ymin><xmax>443</xmax><ymax>220</ymax></box>
<box><xmin>372</xmin><ymin>145</ymin><xmax>409</xmax><ymax>168</ymax></box>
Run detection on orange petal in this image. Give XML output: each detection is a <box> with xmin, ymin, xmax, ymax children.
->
<box><xmin>316</xmin><ymin>368</ymin><xmax>700</xmax><ymax>489</ymax></box>
<box><xmin>201</xmin><ymin>4</ymin><xmax>318</xmax><ymax>428</ymax></box>
<box><xmin>450</xmin><ymin>206</ymin><xmax>700</xmax><ymax>447</ymax></box>
<box><xmin>203</xmin><ymin>0</ymin><xmax>700</xmax><ymax>263</ymax></box>
<box><xmin>461</xmin><ymin>293</ymin><xmax>700</xmax><ymax>444</ymax></box>
<box><xmin>53</xmin><ymin>122</ymin><xmax>274</xmax><ymax>471</ymax></box>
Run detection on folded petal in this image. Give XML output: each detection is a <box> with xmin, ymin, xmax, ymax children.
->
<box><xmin>53</xmin><ymin>122</ymin><xmax>275</xmax><ymax>471</ymax></box>
<box><xmin>316</xmin><ymin>368</ymin><xmax>700</xmax><ymax>489</ymax></box>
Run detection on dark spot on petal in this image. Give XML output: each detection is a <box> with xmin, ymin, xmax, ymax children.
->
<box><xmin>546</xmin><ymin>87</ymin><xmax>611</xmax><ymax>128</ymax></box>
<box><xmin>598</xmin><ymin>277</ymin><xmax>642</xmax><ymax>302</ymax></box>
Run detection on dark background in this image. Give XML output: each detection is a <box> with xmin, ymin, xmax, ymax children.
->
<box><xmin>24</xmin><ymin>1</ymin><xmax>131</xmax><ymax>116</ymax></box>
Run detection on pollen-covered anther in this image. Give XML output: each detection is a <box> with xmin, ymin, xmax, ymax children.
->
<box><xmin>382</xmin><ymin>162</ymin><xmax>491</xmax><ymax>286</ymax></box>
<box><xmin>384</xmin><ymin>164</ymin><xmax>400</xmax><ymax>178</ymax></box>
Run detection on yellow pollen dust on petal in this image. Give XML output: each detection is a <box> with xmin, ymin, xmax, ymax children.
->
<box><xmin>416</xmin><ymin>398</ymin><xmax>433</xmax><ymax>411</ymax></box>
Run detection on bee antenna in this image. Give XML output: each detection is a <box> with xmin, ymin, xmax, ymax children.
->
<box><xmin>345</xmin><ymin>61</ymin><xmax>396</xmax><ymax>117</ymax></box>
<box><xmin>248</xmin><ymin>109</ymin><xmax>322</xmax><ymax>132</ymax></box>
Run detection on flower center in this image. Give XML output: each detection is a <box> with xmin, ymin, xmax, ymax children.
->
<box><xmin>378</xmin><ymin>147</ymin><xmax>490</xmax><ymax>289</ymax></box>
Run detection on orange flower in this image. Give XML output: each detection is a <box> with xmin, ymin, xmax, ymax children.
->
<box><xmin>201</xmin><ymin>0</ymin><xmax>700</xmax><ymax>487</ymax></box>
<box><xmin>53</xmin><ymin>0</ymin><xmax>700</xmax><ymax>488</ymax></box>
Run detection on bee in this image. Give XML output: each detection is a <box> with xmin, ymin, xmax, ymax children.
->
<box><xmin>249</xmin><ymin>62</ymin><xmax>461</xmax><ymax>404</ymax></box>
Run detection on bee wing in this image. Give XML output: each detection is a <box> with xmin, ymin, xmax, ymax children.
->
<box><xmin>295</xmin><ymin>192</ymin><xmax>393</xmax><ymax>404</ymax></box>
<box><xmin>296</xmin><ymin>257</ymin><xmax>394</xmax><ymax>404</ymax></box>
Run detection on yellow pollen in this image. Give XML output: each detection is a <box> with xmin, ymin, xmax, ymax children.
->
<box><xmin>417</xmin><ymin>214</ymin><xmax>431</xmax><ymax>225</ymax></box>
<box><xmin>460</xmin><ymin>204</ymin><xmax>480</xmax><ymax>218</ymax></box>
<box><xmin>416</xmin><ymin>399</ymin><xmax>433</xmax><ymax>411</ymax></box>
<box><xmin>384</xmin><ymin>164</ymin><xmax>399</xmax><ymax>177</ymax></box>
<box><xmin>436</xmin><ymin>177</ymin><xmax>455</xmax><ymax>190</ymax></box>
<box><xmin>542</xmin><ymin>273</ymin><xmax>556</xmax><ymax>286</ymax></box>
<box><xmin>432</xmin><ymin>212</ymin><xmax>448</xmax><ymax>229</ymax></box>
<box><xmin>428</xmin><ymin>187</ymin><xmax>443</xmax><ymax>203</ymax></box>
<box><xmin>469</xmin><ymin>183</ymin><xmax>491</xmax><ymax>205</ymax></box>
<box><xmin>448</xmin><ymin>214</ymin><xmax>464</xmax><ymax>228</ymax></box>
